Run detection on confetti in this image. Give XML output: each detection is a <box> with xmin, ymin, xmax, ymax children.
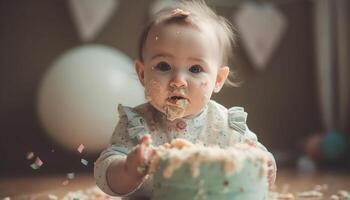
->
<box><xmin>67</xmin><ymin>172</ymin><xmax>75</xmax><ymax>180</ymax></box>
<box><xmin>30</xmin><ymin>156</ymin><xmax>43</xmax><ymax>170</ymax></box>
<box><xmin>77</xmin><ymin>144</ymin><xmax>85</xmax><ymax>153</ymax></box>
<box><xmin>30</xmin><ymin>163</ymin><xmax>39</xmax><ymax>170</ymax></box>
<box><xmin>81</xmin><ymin>159</ymin><xmax>88</xmax><ymax>166</ymax></box>
<box><xmin>35</xmin><ymin>157</ymin><xmax>43</xmax><ymax>167</ymax></box>
<box><xmin>26</xmin><ymin>152</ymin><xmax>34</xmax><ymax>160</ymax></box>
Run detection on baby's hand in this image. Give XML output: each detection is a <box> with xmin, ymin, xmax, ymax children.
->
<box><xmin>125</xmin><ymin>135</ymin><xmax>155</xmax><ymax>180</ymax></box>
<box><xmin>267</xmin><ymin>158</ymin><xmax>276</xmax><ymax>190</ymax></box>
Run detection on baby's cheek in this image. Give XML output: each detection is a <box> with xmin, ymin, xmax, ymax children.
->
<box><xmin>145</xmin><ymin>79</ymin><xmax>167</xmax><ymax>107</ymax></box>
<box><xmin>201</xmin><ymin>80</ymin><xmax>208</xmax><ymax>87</ymax></box>
<box><xmin>192</xmin><ymin>79</ymin><xmax>212</xmax><ymax>103</ymax></box>
<box><xmin>145</xmin><ymin>80</ymin><xmax>160</xmax><ymax>99</ymax></box>
<box><xmin>202</xmin><ymin>79</ymin><xmax>213</xmax><ymax>94</ymax></box>
<box><xmin>191</xmin><ymin>77</ymin><xmax>208</xmax><ymax>87</ymax></box>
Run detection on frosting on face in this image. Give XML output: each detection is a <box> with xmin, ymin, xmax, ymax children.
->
<box><xmin>140</xmin><ymin>23</ymin><xmax>222</xmax><ymax>121</ymax></box>
<box><xmin>145</xmin><ymin>79</ymin><xmax>190</xmax><ymax>121</ymax></box>
<box><xmin>144</xmin><ymin>79</ymin><xmax>170</xmax><ymax>112</ymax></box>
<box><xmin>163</xmin><ymin>99</ymin><xmax>189</xmax><ymax>121</ymax></box>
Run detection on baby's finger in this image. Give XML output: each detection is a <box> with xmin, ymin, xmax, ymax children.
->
<box><xmin>136</xmin><ymin>145</ymin><xmax>155</xmax><ymax>175</ymax></box>
<box><xmin>145</xmin><ymin>147</ymin><xmax>156</xmax><ymax>160</ymax></box>
<box><xmin>131</xmin><ymin>145</ymin><xmax>143</xmax><ymax>164</ymax></box>
<box><xmin>138</xmin><ymin>144</ymin><xmax>146</xmax><ymax>160</ymax></box>
<box><xmin>140</xmin><ymin>145</ymin><xmax>155</xmax><ymax>162</ymax></box>
<box><xmin>267</xmin><ymin>159</ymin><xmax>273</xmax><ymax>166</ymax></box>
<box><xmin>269</xmin><ymin>180</ymin><xmax>274</xmax><ymax>190</ymax></box>
<box><xmin>268</xmin><ymin>168</ymin><xmax>276</xmax><ymax>186</ymax></box>
<box><xmin>139</xmin><ymin>134</ymin><xmax>152</xmax><ymax>145</ymax></box>
<box><xmin>268</xmin><ymin>166</ymin><xmax>274</xmax><ymax>173</ymax></box>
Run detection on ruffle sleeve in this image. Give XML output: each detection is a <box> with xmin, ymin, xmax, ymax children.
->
<box><xmin>227</xmin><ymin>106</ymin><xmax>265</xmax><ymax>146</ymax></box>
<box><xmin>227</xmin><ymin>107</ymin><xmax>247</xmax><ymax>135</ymax></box>
<box><xmin>119</xmin><ymin>104</ymin><xmax>149</xmax><ymax>142</ymax></box>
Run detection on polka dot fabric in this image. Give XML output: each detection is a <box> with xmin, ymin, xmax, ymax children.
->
<box><xmin>94</xmin><ymin>100</ymin><xmax>272</xmax><ymax>199</ymax></box>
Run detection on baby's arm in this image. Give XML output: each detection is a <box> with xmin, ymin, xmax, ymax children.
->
<box><xmin>106</xmin><ymin>135</ymin><xmax>154</xmax><ymax>194</ymax></box>
<box><xmin>94</xmin><ymin>106</ymin><xmax>154</xmax><ymax>196</ymax></box>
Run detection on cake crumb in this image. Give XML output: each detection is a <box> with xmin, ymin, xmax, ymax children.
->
<box><xmin>330</xmin><ymin>194</ymin><xmax>340</xmax><ymax>200</ymax></box>
<box><xmin>164</xmin><ymin>99</ymin><xmax>189</xmax><ymax>121</ymax></box>
<box><xmin>149</xmin><ymin>139</ymin><xmax>268</xmax><ymax>179</ymax></box>
<box><xmin>297</xmin><ymin>190</ymin><xmax>323</xmax><ymax>199</ymax></box>
<box><xmin>275</xmin><ymin>193</ymin><xmax>295</xmax><ymax>200</ymax></box>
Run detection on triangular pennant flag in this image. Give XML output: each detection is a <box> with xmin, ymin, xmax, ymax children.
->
<box><xmin>68</xmin><ymin>0</ymin><xmax>119</xmax><ymax>42</ymax></box>
<box><xmin>234</xmin><ymin>2</ymin><xmax>287</xmax><ymax>71</ymax></box>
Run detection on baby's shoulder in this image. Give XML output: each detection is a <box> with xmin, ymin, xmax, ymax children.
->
<box><xmin>117</xmin><ymin>103</ymin><xmax>155</xmax><ymax>130</ymax></box>
<box><xmin>208</xmin><ymin>100</ymin><xmax>248</xmax><ymax>134</ymax></box>
<box><xmin>208</xmin><ymin>100</ymin><xmax>247</xmax><ymax>118</ymax></box>
<box><xmin>116</xmin><ymin>103</ymin><xmax>153</xmax><ymax>141</ymax></box>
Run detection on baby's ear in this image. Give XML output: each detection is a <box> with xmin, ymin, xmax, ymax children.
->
<box><xmin>214</xmin><ymin>66</ymin><xmax>229</xmax><ymax>93</ymax></box>
<box><xmin>135</xmin><ymin>60</ymin><xmax>145</xmax><ymax>86</ymax></box>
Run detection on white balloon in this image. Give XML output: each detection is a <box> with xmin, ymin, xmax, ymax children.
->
<box><xmin>37</xmin><ymin>44</ymin><xmax>145</xmax><ymax>154</ymax></box>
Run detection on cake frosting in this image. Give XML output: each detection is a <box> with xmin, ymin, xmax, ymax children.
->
<box><xmin>148</xmin><ymin>139</ymin><xmax>269</xmax><ymax>200</ymax></box>
<box><xmin>164</xmin><ymin>98</ymin><xmax>189</xmax><ymax>121</ymax></box>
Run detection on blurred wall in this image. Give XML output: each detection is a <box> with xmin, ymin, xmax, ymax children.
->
<box><xmin>0</xmin><ymin>0</ymin><xmax>342</xmax><ymax>173</ymax></box>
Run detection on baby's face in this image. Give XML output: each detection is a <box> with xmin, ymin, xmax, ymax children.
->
<box><xmin>136</xmin><ymin>23</ymin><xmax>228</xmax><ymax>120</ymax></box>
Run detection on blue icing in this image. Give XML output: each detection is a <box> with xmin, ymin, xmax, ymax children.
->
<box><xmin>152</xmin><ymin>157</ymin><xmax>268</xmax><ymax>200</ymax></box>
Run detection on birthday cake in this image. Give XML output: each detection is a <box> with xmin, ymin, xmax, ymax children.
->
<box><xmin>148</xmin><ymin>139</ymin><xmax>269</xmax><ymax>200</ymax></box>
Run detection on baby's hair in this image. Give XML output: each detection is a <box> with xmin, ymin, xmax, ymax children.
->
<box><xmin>138</xmin><ymin>0</ymin><xmax>238</xmax><ymax>86</ymax></box>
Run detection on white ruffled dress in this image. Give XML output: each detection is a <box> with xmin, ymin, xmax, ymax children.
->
<box><xmin>94</xmin><ymin>100</ymin><xmax>275</xmax><ymax>200</ymax></box>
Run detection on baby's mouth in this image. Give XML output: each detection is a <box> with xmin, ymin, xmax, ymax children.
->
<box><xmin>164</xmin><ymin>95</ymin><xmax>190</xmax><ymax>121</ymax></box>
<box><xmin>167</xmin><ymin>96</ymin><xmax>188</xmax><ymax>104</ymax></box>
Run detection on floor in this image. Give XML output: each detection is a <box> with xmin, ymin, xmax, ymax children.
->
<box><xmin>1</xmin><ymin>169</ymin><xmax>349</xmax><ymax>199</ymax></box>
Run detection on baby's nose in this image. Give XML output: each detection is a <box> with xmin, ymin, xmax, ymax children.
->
<box><xmin>170</xmin><ymin>73</ymin><xmax>188</xmax><ymax>88</ymax></box>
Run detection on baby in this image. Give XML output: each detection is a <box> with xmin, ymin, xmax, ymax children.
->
<box><xmin>94</xmin><ymin>1</ymin><xmax>276</xmax><ymax>199</ymax></box>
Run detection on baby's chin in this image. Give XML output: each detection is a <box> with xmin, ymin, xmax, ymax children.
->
<box><xmin>149</xmin><ymin>99</ymin><xmax>192</xmax><ymax>121</ymax></box>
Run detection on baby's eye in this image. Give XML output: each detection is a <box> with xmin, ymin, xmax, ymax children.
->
<box><xmin>155</xmin><ymin>62</ymin><xmax>171</xmax><ymax>72</ymax></box>
<box><xmin>189</xmin><ymin>65</ymin><xmax>203</xmax><ymax>74</ymax></box>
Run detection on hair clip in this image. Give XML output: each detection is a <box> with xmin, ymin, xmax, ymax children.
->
<box><xmin>170</xmin><ymin>8</ymin><xmax>190</xmax><ymax>17</ymax></box>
